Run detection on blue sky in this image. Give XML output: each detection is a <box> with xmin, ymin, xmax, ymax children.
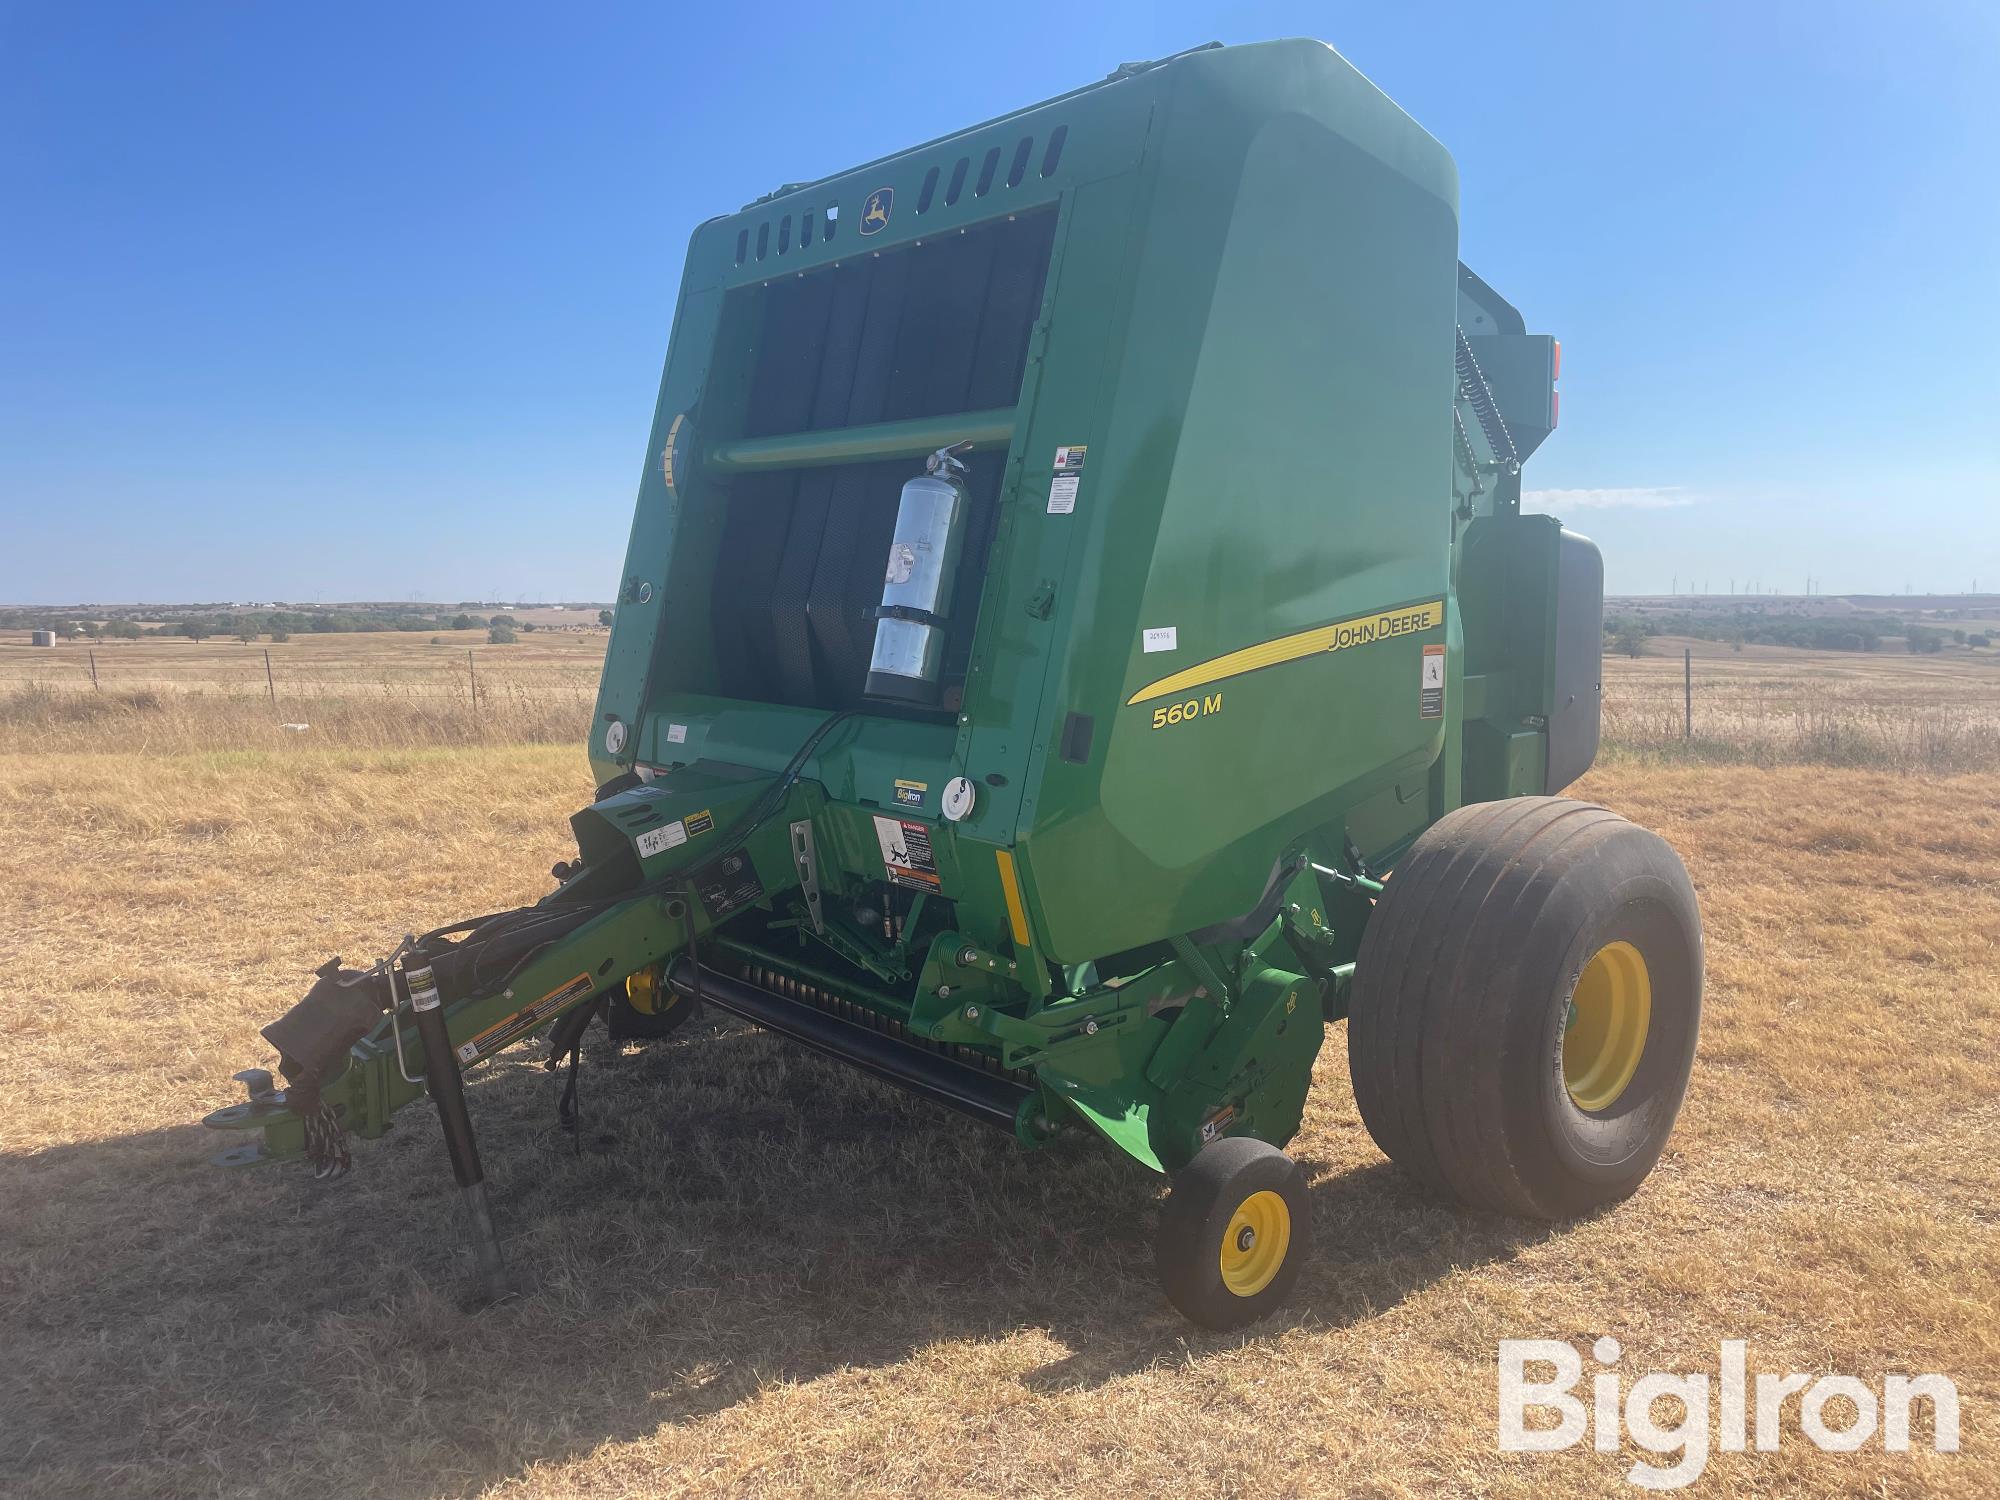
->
<box><xmin>3</xmin><ymin>1</ymin><xmax>1994</xmax><ymax>603</ymax></box>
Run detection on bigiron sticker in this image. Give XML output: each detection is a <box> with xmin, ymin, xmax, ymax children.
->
<box><xmin>892</xmin><ymin>778</ymin><xmax>927</xmax><ymax>807</ymax></box>
<box><xmin>456</xmin><ymin>972</ymin><xmax>594</xmax><ymax>1064</ymax></box>
<box><xmin>873</xmin><ymin>814</ymin><xmax>941</xmax><ymax>891</ymax></box>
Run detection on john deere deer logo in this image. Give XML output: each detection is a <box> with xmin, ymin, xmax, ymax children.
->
<box><xmin>860</xmin><ymin>187</ymin><xmax>893</xmax><ymax>235</ymax></box>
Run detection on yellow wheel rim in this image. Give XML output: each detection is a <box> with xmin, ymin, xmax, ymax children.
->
<box><xmin>625</xmin><ymin>966</ymin><xmax>662</xmax><ymax>1016</ymax></box>
<box><xmin>1218</xmin><ymin>1189</ymin><xmax>1291</xmax><ymax>1297</ymax></box>
<box><xmin>1563</xmin><ymin>940</ymin><xmax>1652</xmax><ymax>1112</ymax></box>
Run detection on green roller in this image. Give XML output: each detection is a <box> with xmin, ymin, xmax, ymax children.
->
<box><xmin>208</xmin><ymin>39</ymin><xmax>1702</xmax><ymax>1329</ymax></box>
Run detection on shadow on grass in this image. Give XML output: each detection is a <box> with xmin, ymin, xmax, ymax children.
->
<box><xmin>1</xmin><ymin>1020</ymin><xmax>1552</xmax><ymax>1500</ymax></box>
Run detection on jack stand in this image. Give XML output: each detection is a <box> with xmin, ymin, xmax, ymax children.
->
<box><xmin>404</xmin><ymin>960</ymin><xmax>515</xmax><ymax>1307</ymax></box>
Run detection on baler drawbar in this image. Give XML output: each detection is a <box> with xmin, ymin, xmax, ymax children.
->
<box><xmin>207</xmin><ymin>39</ymin><xmax>1702</xmax><ymax>1329</ymax></box>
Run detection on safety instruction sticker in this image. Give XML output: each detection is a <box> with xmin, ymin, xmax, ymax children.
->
<box><xmin>893</xmin><ymin>778</ymin><xmax>927</xmax><ymax>808</ymax></box>
<box><xmin>1047</xmin><ymin>474</ymin><xmax>1080</xmax><ymax>515</ymax></box>
<box><xmin>666</xmin><ymin>722</ymin><xmax>688</xmax><ymax>745</ymax></box>
<box><xmin>683</xmin><ymin>808</ymin><xmax>714</xmax><ymax>837</ymax></box>
<box><xmin>1142</xmin><ymin>626</ymin><xmax>1178</xmax><ymax>654</ymax></box>
<box><xmin>1053</xmin><ymin>444</ymin><xmax>1087</xmax><ymax>471</ymax></box>
<box><xmin>873</xmin><ymin>814</ymin><xmax>941</xmax><ymax>891</ymax></box>
<box><xmin>1420</xmin><ymin>643</ymin><xmax>1446</xmax><ymax>719</ymax></box>
<box><xmin>456</xmin><ymin>971</ymin><xmax>594</xmax><ymax>1065</ymax></box>
<box><xmin>635</xmin><ymin>820</ymin><xmax>688</xmax><ymax>858</ymax></box>
<box><xmin>694</xmin><ymin>849</ymin><xmax>764</xmax><ymax>919</ymax></box>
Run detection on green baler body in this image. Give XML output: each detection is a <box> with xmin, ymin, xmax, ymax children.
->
<box><xmin>590</xmin><ymin>39</ymin><xmax>1579</xmax><ymax>959</ymax></box>
<box><xmin>217</xmin><ymin>40</ymin><xmax>1591</xmax><ymax>1182</ymax></box>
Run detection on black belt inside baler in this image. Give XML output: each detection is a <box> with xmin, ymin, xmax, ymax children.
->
<box><xmin>667</xmin><ymin>959</ymin><xmax>1029</xmax><ymax>1130</ymax></box>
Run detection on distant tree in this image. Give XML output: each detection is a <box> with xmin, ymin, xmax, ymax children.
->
<box><xmin>236</xmin><ymin>625</ymin><xmax>258</xmax><ymax>644</ymax></box>
<box><xmin>181</xmin><ymin>618</ymin><xmax>214</xmax><ymax>643</ymax></box>
<box><xmin>519</xmin><ymin>620</ymin><xmax>538</xmax><ymax>632</ymax></box>
<box><xmin>597</xmin><ymin>608</ymin><xmax>614</xmax><ymax>627</ymax></box>
<box><xmin>489</xmin><ymin>613</ymin><xmax>519</xmax><ymax>628</ymax></box>
<box><xmin>104</xmin><ymin>619</ymin><xmax>142</xmax><ymax>640</ymax></box>
<box><xmin>488</xmin><ymin>624</ymin><xmax>517</xmax><ymax>645</ymax></box>
<box><xmin>452</xmin><ymin>613</ymin><xmax>481</xmax><ymax>630</ymax></box>
<box><xmin>1967</xmin><ymin>633</ymin><xmax>1991</xmax><ymax>649</ymax></box>
<box><xmin>1904</xmin><ymin>626</ymin><xmax>1945</xmax><ymax>654</ymax></box>
<box><xmin>79</xmin><ymin>620</ymin><xmax>103</xmax><ymax>639</ymax></box>
<box><xmin>269</xmin><ymin>628</ymin><xmax>291</xmax><ymax>643</ymax></box>
<box><xmin>1613</xmin><ymin>626</ymin><xmax>1648</xmax><ymax>658</ymax></box>
<box><xmin>1950</xmin><ymin>629</ymin><xmax>1967</xmax><ymax>645</ymax></box>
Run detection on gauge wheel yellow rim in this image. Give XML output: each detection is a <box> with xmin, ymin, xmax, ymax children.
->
<box><xmin>1563</xmin><ymin>940</ymin><xmax>1652</xmax><ymax>1112</ymax></box>
<box><xmin>625</xmin><ymin>966</ymin><xmax>664</xmax><ymax>1016</ymax></box>
<box><xmin>1218</xmin><ymin>1189</ymin><xmax>1291</xmax><ymax>1297</ymax></box>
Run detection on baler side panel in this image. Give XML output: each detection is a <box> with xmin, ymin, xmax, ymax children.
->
<box><xmin>1026</xmin><ymin>42</ymin><xmax>1462</xmax><ymax>960</ymax></box>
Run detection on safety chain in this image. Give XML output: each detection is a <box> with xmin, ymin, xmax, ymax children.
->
<box><xmin>302</xmin><ymin>1095</ymin><xmax>352</xmax><ymax>1179</ymax></box>
<box><xmin>1454</xmin><ymin>325</ymin><xmax>1521</xmax><ymax>474</ymax></box>
<box><xmin>1452</xmin><ymin>408</ymin><xmax>1485</xmax><ymax>500</ymax></box>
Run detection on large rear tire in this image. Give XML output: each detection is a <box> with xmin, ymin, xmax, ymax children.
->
<box><xmin>1347</xmin><ymin>796</ymin><xmax>1701</xmax><ymax>1219</ymax></box>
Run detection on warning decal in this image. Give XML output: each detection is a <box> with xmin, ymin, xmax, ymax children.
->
<box><xmin>456</xmin><ymin>971</ymin><xmax>594</xmax><ymax>1064</ymax></box>
<box><xmin>1420</xmin><ymin>643</ymin><xmax>1446</xmax><ymax>719</ymax></box>
<box><xmin>1047</xmin><ymin>474</ymin><xmax>1080</xmax><ymax>515</ymax></box>
<box><xmin>873</xmin><ymin>814</ymin><xmax>941</xmax><ymax>891</ymax></box>
<box><xmin>636</xmin><ymin>820</ymin><xmax>687</xmax><ymax>858</ymax></box>
<box><xmin>1053</xmin><ymin>444</ymin><xmax>1087</xmax><ymax>471</ymax></box>
<box><xmin>694</xmin><ymin>850</ymin><xmax>764</xmax><ymax>920</ymax></box>
<box><xmin>683</xmin><ymin>808</ymin><xmax>715</xmax><ymax>837</ymax></box>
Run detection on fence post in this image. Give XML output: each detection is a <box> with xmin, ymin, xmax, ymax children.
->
<box><xmin>264</xmin><ymin>648</ymin><xmax>277</xmax><ymax>706</ymax></box>
<box><xmin>89</xmin><ymin>649</ymin><xmax>99</xmax><ymax>690</ymax></box>
<box><xmin>1683</xmin><ymin>647</ymin><xmax>1692</xmax><ymax>740</ymax></box>
<box><xmin>468</xmin><ymin>650</ymin><xmax>478</xmax><ymax>714</ymax></box>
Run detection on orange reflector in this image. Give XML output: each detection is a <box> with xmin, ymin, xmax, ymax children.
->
<box><xmin>995</xmin><ymin>849</ymin><xmax>1031</xmax><ymax>949</ymax></box>
<box><xmin>1552</xmin><ymin>338</ymin><xmax>1562</xmax><ymax>381</ymax></box>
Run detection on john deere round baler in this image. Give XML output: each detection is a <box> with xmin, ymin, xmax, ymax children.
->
<box><xmin>207</xmin><ymin>39</ymin><xmax>1701</xmax><ymax>1329</ymax></box>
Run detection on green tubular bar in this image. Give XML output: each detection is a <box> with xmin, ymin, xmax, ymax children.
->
<box><xmin>705</xmin><ymin>408</ymin><xmax>1017</xmax><ymax>474</ymax></box>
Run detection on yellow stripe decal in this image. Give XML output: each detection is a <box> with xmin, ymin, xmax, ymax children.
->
<box><xmin>995</xmin><ymin>848</ymin><xmax>1032</xmax><ymax>949</ymax></box>
<box><xmin>1125</xmin><ymin>598</ymin><xmax>1445</xmax><ymax>705</ymax></box>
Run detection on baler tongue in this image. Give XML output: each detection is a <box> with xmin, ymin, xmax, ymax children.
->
<box><xmin>200</xmin><ymin>757</ymin><xmax>814</xmax><ymax>1296</ymax></box>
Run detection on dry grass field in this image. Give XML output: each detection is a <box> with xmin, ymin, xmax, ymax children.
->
<box><xmin>0</xmin><ymin>629</ymin><xmax>604</xmax><ymax>751</ymax></box>
<box><xmin>1602</xmin><ymin>638</ymin><xmax>2000</xmax><ymax>772</ymax></box>
<box><xmin>2</xmin><ymin>637</ymin><xmax>1996</xmax><ymax>1497</ymax></box>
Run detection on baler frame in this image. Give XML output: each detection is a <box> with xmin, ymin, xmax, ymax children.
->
<box><xmin>206</xmin><ymin>38</ymin><xmax>1701</xmax><ymax>1332</ymax></box>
